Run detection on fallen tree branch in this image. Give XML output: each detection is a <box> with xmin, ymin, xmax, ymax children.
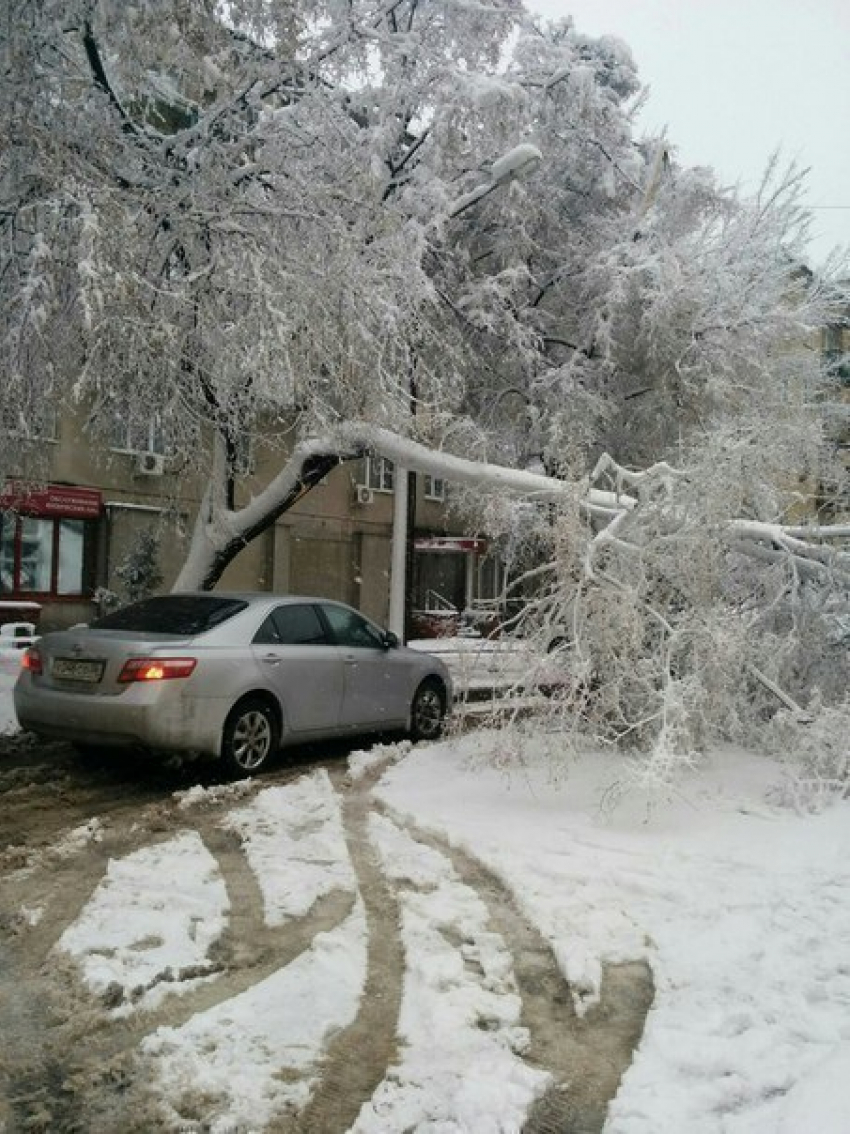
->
<box><xmin>747</xmin><ymin>663</ymin><xmax>813</xmax><ymax>722</ymax></box>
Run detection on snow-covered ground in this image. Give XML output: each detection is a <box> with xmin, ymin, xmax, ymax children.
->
<box><xmin>3</xmin><ymin>661</ymin><xmax>850</xmax><ymax>1130</ymax></box>
<box><xmin>376</xmin><ymin>738</ymin><xmax>850</xmax><ymax>1133</ymax></box>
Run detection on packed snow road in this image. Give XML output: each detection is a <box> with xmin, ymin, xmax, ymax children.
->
<box><xmin>0</xmin><ymin>733</ymin><xmax>653</xmax><ymax>1133</ymax></box>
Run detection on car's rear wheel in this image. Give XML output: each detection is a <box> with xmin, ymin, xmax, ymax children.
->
<box><xmin>221</xmin><ymin>697</ymin><xmax>279</xmax><ymax>777</ymax></box>
<box><xmin>410</xmin><ymin>679</ymin><xmax>447</xmax><ymax>742</ymax></box>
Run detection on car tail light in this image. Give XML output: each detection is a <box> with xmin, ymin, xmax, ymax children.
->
<box><xmin>118</xmin><ymin>657</ymin><xmax>197</xmax><ymax>683</ymax></box>
<box><xmin>22</xmin><ymin>647</ymin><xmax>43</xmax><ymax>675</ymax></box>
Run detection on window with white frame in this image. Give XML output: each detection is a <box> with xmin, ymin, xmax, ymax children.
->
<box><xmin>364</xmin><ymin>455</ymin><xmax>395</xmax><ymax>492</ymax></box>
<box><xmin>423</xmin><ymin>474</ymin><xmax>446</xmax><ymax>501</ymax></box>
<box><xmin>109</xmin><ymin>412</ymin><xmax>166</xmax><ymax>455</ymax></box>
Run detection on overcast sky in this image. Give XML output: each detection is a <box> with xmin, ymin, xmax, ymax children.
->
<box><xmin>529</xmin><ymin>0</ymin><xmax>850</xmax><ymax>268</ymax></box>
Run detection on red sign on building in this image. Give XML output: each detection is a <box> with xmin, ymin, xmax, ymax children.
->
<box><xmin>0</xmin><ymin>483</ymin><xmax>103</xmax><ymax>520</ymax></box>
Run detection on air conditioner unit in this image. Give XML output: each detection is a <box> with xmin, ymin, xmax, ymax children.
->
<box><xmin>355</xmin><ymin>484</ymin><xmax>374</xmax><ymax>506</ymax></box>
<box><xmin>135</xmin><ymin>452</ymin><xmax>165</xmax><ymax>476</ymax></box>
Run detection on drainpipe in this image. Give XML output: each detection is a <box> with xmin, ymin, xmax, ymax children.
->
<box><xmin>388</xmin><ymin>464</ymin><xmax>408</xmax><ymax>640</ymax></box>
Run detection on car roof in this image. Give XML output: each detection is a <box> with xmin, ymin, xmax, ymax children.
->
<box><xmin>164</xmin><ymin>593</ymin><xmax>349</xmax><ymax>605</ymax></box>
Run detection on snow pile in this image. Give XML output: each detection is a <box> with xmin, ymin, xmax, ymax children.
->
<box><xmin>352</xmin><ymin>812</ymin><xmax>548</xmax><ymax>1131</ymax></box>
<box><xmin>174</xmin><ymin>780</ymin><xmax>255</xmax><ymax>809</ymax></box>
<box><xmin>347</xmin><ymin>739</ymin><xmax>411</xmax><ymax>782</ymax></box>
<box><xmin>58</xmin><ymin>830</ymin><xmax>229</xmax><ymax>1014</ymax></box>
<box><xmin>221</xmin><ymin>771</ymin><xmax>355</xmax><ymax>923</ymax></box>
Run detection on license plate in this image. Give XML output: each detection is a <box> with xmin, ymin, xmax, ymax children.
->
<box><xmin>52</xmin><ymin>658</ymin><xmax>105</xmax><ymax>684</ymax></box>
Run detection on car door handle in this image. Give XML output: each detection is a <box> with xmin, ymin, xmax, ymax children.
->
<box><xmin>261</xmin><ymin>654</ymin><xmax>281</xmax><ymax>666</ymax></box>
<box><xmin>344</xmin><ymin>655</ymin><xmax>358</xmax><ymax>665</ymax></box>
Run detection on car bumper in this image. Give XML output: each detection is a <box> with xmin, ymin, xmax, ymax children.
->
<box><xmin>13</xmin><ymin>677</ymin><xmax>227</xmax><ymax>757</ymax></box>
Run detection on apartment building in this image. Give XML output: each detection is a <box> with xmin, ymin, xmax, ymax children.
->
<box><xmin>0</xmin><ymin>405</ymin><xmax>503</xmax><ymax>634</ymax></box>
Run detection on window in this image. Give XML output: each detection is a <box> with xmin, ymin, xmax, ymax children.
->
<box><xmin>824</xmin><ymin>326</ymin><xmax>850</xmax><ymax>385</ymax></box>
<box><xmin>254</xmin><ymin>604</ymin><xmax>329</xmax><ymax>646</ymax></box>
<box><xmin>0</xmin><ymin>513</ymin><xmax>96</xmax><ymax>597</ymax></box>
<box><xmin>0</xmin><ymin>404</ymin><xmax>58</xmax><ymax>441</ymax></box>
<box><xmin>364</xmin><ymin>455</ymin><xmax>395</xmax><ymax>493</ymax></box>
<box><xmin>109</xmin><ymin>413</ymin><xmax>166</xmax><ymax>455</ymax></box>
<box><xmin>477</xmin><ymin>554</ymin><xmax>505</xmax><ymax>603</ymax></box>
<box><xmin>94</xmin><ymin>596</ymin><xmax>248</xmax><ymax>633</ymax></box>
<box><xmin>57</xmin><ymin>519</ymin><xmax>84</xmax><ymax>594</ymax></box>
<box><xmin>19</xmin><ymin>517</ymin><xmax>54</xmax><ymax>592</ymax></box>
<box><xmin>253</xmin><ymin>615</ymin><xmax>279</xmax><ymax>645</ymax></box>
<box><xmin>423</xmin><ymin>474</ymin><xmax>446</xmax><ymax>501</ymax></box>
<box><xmin>0</xmin><ymin>519</ymin><xmax>15</xmax><ymax>593</ymax></box>
<box><xmin>321</xmin><ymin>603</ymin><xmax>385</xmax><ymax>649</ymax></box>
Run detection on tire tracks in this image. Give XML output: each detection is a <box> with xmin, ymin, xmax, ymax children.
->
<box><xmin>0</xmin><ymin>772</ymin><xmax>358</xmax><ymax>1133</ymax></box>
<box><xmin>378</xmin><ymin>806</ymin><xmax>654</xmax><ymax>1134</ymax></box>
<box><xmin>292</xmin><ymin>764</ymin><xmax>405</xmax><ymax>1133</ymax></box>
<box><xmin>0</xmin><ymin>828</ymin><xmax>168</xmax><ymax>1133</ymax></box>
<box><xmin>1</xmin><ymin>742</ymin><xmax>654</xmax><ymax>1133</ymax></box>
<box><xmin>138</xmin><ymin>820</ymin><xmax>355</xmax><ymax>1038</ymax></box>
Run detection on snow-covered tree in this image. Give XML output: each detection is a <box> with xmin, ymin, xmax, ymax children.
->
<box><xmin>3</xmin><ymin>0</ymin><xmax>849</xmax><ymax>772</ymax></box>
<box><xmin>2</xmin><ymin>0</ymin><xmax>655</xmax><ymax>584</ymax></box>
<box><xmin>115</xmin><ymin>529</ymin><xmax>164</xmax><ymax>604</ymax></box>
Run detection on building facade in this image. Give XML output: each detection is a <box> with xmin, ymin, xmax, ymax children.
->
<box><xmin>0</xmin><ymin>406</ymin><xmax>503</xmax><ymax>634</ymax></box>
<box><xmin>820</xmin><ymin>303</ymin><xmax>850</xmax><ymax>516</ymax></box>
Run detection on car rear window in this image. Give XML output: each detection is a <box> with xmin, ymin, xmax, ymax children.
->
<box><xmin>92</xmin><ymin>596</ymin><xmax>248</xmax><ymax>635</ymax></box>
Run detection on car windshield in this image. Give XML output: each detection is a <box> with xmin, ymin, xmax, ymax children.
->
<box><xmin>91</xmin><ymin>596</ymin><xmax>248</xmax><ymax>635</ymax></box>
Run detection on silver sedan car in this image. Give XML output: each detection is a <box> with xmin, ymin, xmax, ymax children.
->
<box><xmin>14</xmin><ymin>594</ymin><xmax>452</xmax><ymax>776</ymax></box>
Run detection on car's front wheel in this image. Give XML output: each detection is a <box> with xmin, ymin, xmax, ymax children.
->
<box><xmin>409</xmin><ymin>679</ymin><xmax>447</xmax><ymax>742</ymax></box>
<box><xmin>221</xmin><ymin>697</ymin><xmax>279</xmax><ymax>777</ymax></box>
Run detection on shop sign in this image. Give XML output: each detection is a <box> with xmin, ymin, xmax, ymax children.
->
<box><xmin>413</xmin><ymin>536</ymin><xmax>487</xmax><ymax>553</ymax></box>
<box><xmin>0</xmin><ymin>482</ymin><xmax>103</xmax><ymax>519</ymax></box>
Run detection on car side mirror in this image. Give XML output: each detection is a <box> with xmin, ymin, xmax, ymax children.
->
<box><xmin>382</xmin><ymin>630</ymin><xmax>399</xmax><ymax>650</ymax></box>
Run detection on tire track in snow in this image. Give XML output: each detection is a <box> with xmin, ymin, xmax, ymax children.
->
<box><xmin>0</xmin><ymin>828</ymin><xmax>179</xmax><ymax>1133</ymax></box>
<box><xmin>2</xmin><ymin>741</ymin><xmax>654</xmax><ymax>1132</ymax></box>
<box><xmin>0</xmin><ymin>774</ymin><xmax>358</xmax><ymax>1132</ymax></box>
<box><xmin>292</xmin><ymin>763</ymin><xmax>406</xmax><ymax>1133</ymax></box>
<box><xmin>383</xmin><ymin>808</ymin><xmax>655</xmax><ymax>1134</ymax></box>
<box><xmin>140</xmin><ymin>818</ymin><xmax>356</xmax><ymax>1036</ymax></box>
